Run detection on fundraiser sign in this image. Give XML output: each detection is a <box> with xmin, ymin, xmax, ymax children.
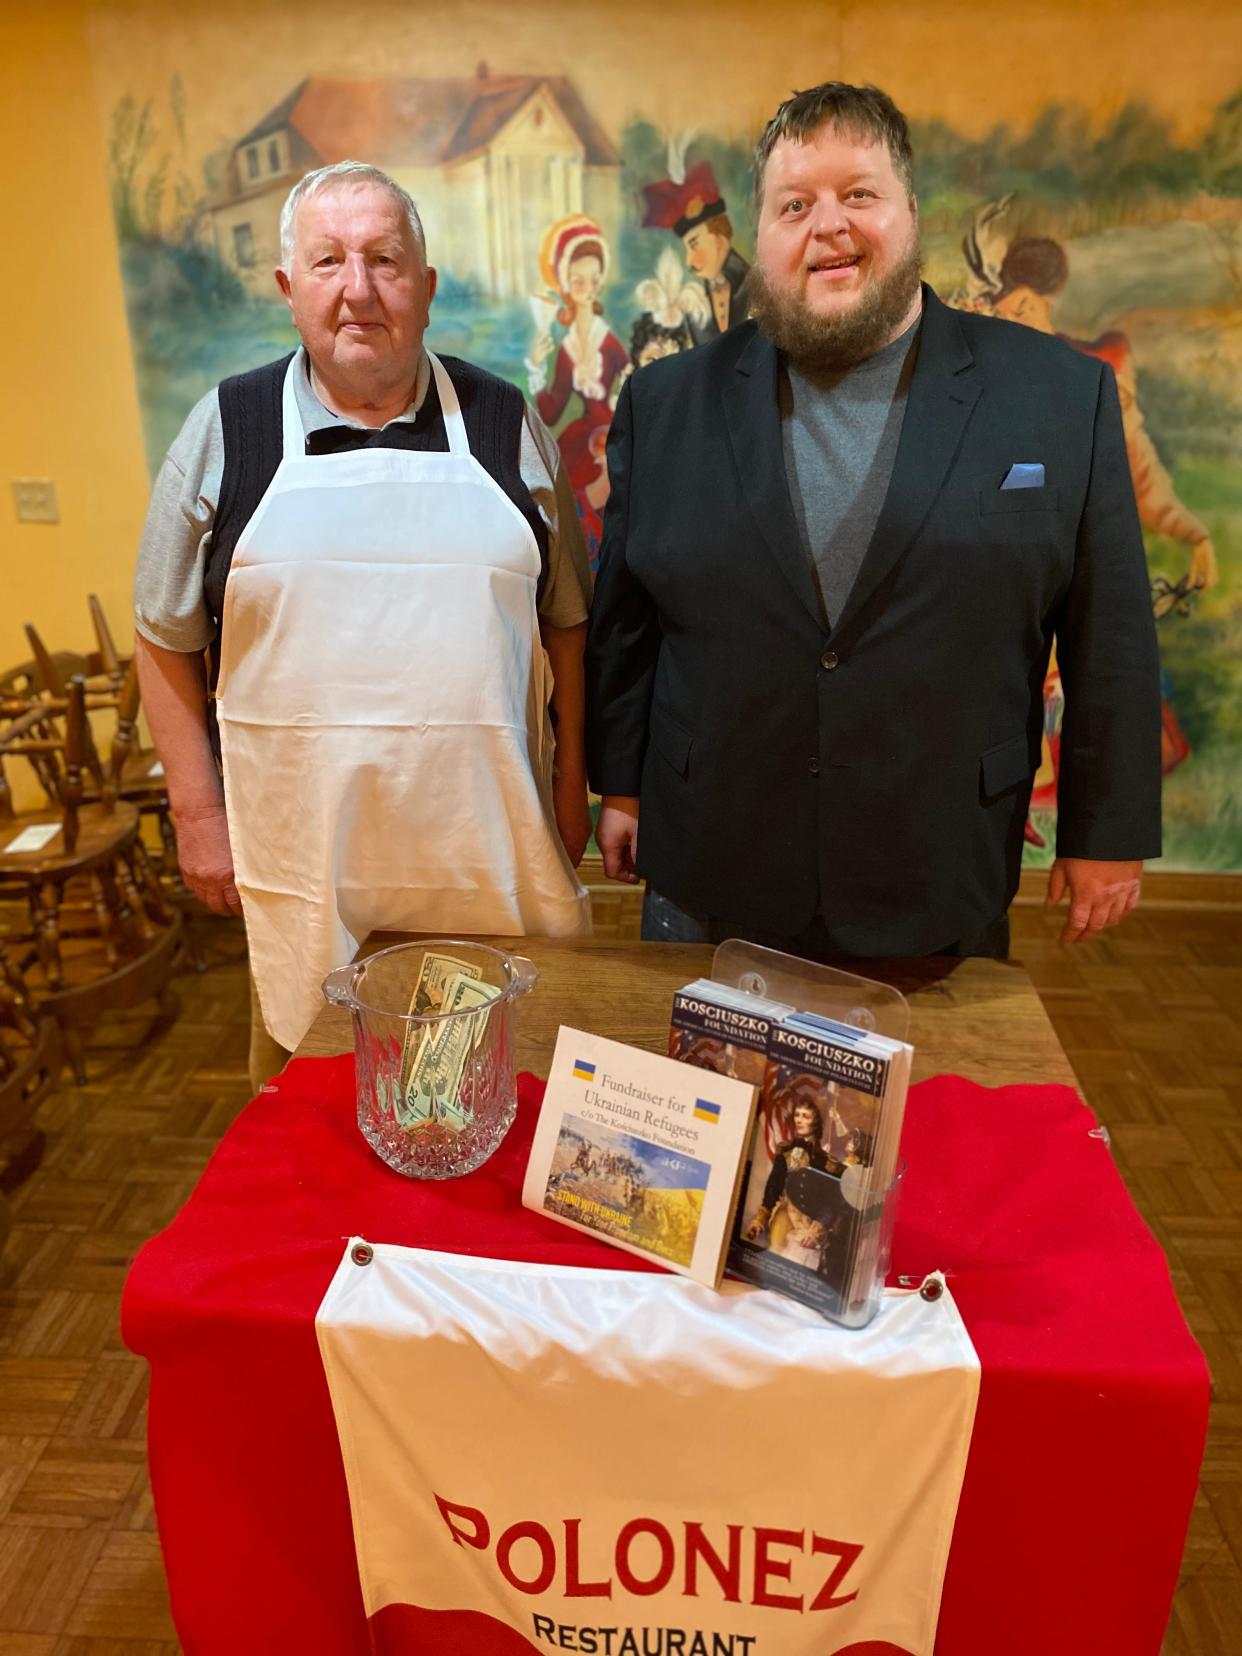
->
<box><xmin>523</xmin><ymin>1028</ymin><xmax>758</xmax><ymax>1285</ymax></box>
<box><xmin>315</xmin><ymin>1240</ymin><xmax>980</xmax><ymax>1655</ymax></box>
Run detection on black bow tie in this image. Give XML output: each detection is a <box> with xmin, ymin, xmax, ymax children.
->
<box><xmin>304</xmin><ymin>423</ymin><xmax>444</xmax><ymax>457</ymax></box>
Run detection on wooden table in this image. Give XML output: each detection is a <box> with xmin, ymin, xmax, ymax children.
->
<box><xmin>296</xmin><ymin>935</ymin><xmax>1079</xmax><ymax>1090</ymax></box>
<box><xmin>127</xmin><ymin>936</ymin><xmax>1208</xmax><ymax>1656</ymax></box>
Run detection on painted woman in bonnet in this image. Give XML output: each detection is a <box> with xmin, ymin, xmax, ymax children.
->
<box><xmin>527</xmin><ymin>214</ymin><xmax>629</xmax><ymax>563</ymax></box>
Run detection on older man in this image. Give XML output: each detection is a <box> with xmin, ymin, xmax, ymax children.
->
<box><xmin>586</xmin><ymin>82</ymin><xmax>1161</xmax><ymax>960</ymax></box>
<box><xmin>135</xmin><ymin>162</ymin><xmax>592</xmax><ymax>1088</ymax></box>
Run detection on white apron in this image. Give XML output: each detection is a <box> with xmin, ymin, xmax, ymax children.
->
<box><xmin>216</xmin><ymin>352</ymin><xmax>590</xmax><ymax>1052</ymax></box>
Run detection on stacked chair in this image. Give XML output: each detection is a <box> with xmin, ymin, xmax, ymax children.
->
<box><xmin>20</xmin><ymin>603</ymin><xmax>209</xmax><ymax>967</ymax></box>
<box><xmin>0</xmin><ymin>938</ymin><xmax>60</xmax><ymax>1250</ymax></box>
<box><xmin>0</xmin><ymin>604</ymin><xmax>185</xmax><ymax>1084</ymax></box>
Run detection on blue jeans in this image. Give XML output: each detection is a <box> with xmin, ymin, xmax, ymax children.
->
<box><xmin>640</xmin><ymin>888</ymin><xmax>1010</xmax><ymax>960</ymax></box>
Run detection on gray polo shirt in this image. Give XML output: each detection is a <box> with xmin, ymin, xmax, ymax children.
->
<box><xmin>779</xmin><ymin>317</ymin><xmax>921</xmax><ymax>628</ymax></box>
<box><xmin>133</xmin><ymin>347</ymin><xmax>593</xmax><ymax>653</ymax></box>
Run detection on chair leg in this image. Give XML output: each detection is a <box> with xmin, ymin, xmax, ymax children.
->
<box><xmin>0</xmin><ymin>952</ymin><xmax>38</xmax><ymax>1040</ymax></box>
<box><xmin>87</xmin><ymin>872</ymin><xmax>121</xmax><ymax>968</ymax></box>
<box><xmin>31</xmin><ymin>881</ymin><xmax>64</xmax><ymax>991</ymax></box>
<box><xmin>98</xmin><ymin>865</ymin><xmax>140</xmax><ymax>953</ymax></box>
<box><xmin>114</xmin><ymin>855</ymin><xmax>156</xmax><ymax>943</ymax></box>
<box><xmin>157</xmin><ymin>805</ymin><xmax>182</xmax><ymax>878</ymax></box>
<box><xmin>177</xmin><ymin>912</ymin><xmax>209</xmax><ymax>974</ymax></box>
<box><xmin>61</xmin><ymin>1024</ymin><xmax>87</xmax><ymax>1086</ymax></box>
<box><xmin>129</xmin><ymin>840</ymin><xmax>171</xmax><ymax>923</ymax></box>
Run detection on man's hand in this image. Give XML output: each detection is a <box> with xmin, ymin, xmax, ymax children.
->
<box><xmin>1188</xmin><ymin>538</ymin><xmax>1218</xmax><ymax>592</ymax></box>
<box><xmin>597</xmin><ymin>795</ymin><xmax>640</xmax><ymax>884</ymax></box>
<box><xmin>1046</xmin><ymin>857</ymin><xmax>1142</xmax><ymax>944</ymax></box>
<box><xmin>552</xmin><ymin>771</ymin><xmax>592</xmax><ymax>869</ymax></box>
<box><xmin>174</xmin><ymin>803</ymin><xmax>243</xmax><ymax>916</ymax></box>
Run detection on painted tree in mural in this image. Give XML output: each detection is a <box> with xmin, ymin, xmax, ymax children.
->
<box><xmin>109</xmin><ymin>95</ymin><xmax>157</xmax><ymax>242</ymax></box>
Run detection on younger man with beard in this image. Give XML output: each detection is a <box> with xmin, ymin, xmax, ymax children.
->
<box><xmin>585</xmin><ymin>82</ymin><xmax>1160</xmax><ymax>959</ymax></box>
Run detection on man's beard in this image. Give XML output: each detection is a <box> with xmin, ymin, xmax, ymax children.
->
<box><xmin>746</xmin><ymin>236</ymin><xmax>924</xmax><ymax>373</ymax></box>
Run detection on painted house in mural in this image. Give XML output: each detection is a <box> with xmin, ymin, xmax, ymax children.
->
<box><xmin>208</xmin><ymin>67</ymin><xmax>623</xmax><ymax>297</ymax></box>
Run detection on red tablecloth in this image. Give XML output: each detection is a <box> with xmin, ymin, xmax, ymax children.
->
<box><xmin>122</xmin><ymin>1057</ymin><xmax>1207</xmax><ymax>1656</ymax></box>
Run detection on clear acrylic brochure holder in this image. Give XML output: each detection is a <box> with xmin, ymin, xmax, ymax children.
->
<box><xmin>710</xmin><ymin>938</ymin><xmax>910</xmax><ymax>1042</ymax></box>
<box><xmin>711</xmin><ymin>940</ymin><xmax>910</xmax><ymax>1329</ymax></box>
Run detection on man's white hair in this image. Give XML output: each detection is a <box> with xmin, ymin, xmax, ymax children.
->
<box><xmin>279</xmin><ymin>160</ymin><xmax>427</xmax><ymax>268</ymax></box>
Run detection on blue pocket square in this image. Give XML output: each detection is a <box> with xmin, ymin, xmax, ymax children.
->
<box><xmin>1001</xmin><ymin>463</ymin><xmax>1045</xmax><ymax>490</ymax></box>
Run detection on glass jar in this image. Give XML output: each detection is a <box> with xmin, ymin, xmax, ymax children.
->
<box><xmin>322</xmin><ymin>940</ymin><xmax>538</xmax><ymax>1179</ymax></box>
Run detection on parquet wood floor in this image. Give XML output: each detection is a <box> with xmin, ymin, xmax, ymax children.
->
<box><xmin>0</xmin><ymin>896</ymin><xmax>1238</xmax><ymax>1653</ymax></box>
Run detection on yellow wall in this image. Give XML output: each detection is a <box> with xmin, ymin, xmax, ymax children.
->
<box><xmin>0</xmin><ymin>1</ymin><xmax>149</xmax><ymax>677</ymax></box>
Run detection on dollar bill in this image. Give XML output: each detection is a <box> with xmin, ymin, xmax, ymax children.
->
<box><xmin>400</xmin><ymin>971</ymin><xmax>500</xmax><ymax>1131</ymax></box>
<box><xmin>398</xmin><ymin>951</ymin><xmax>483</xmax><ymax>1092</ymax></box>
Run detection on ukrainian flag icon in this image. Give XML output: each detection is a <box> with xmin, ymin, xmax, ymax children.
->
<box><xmin>694</xmin><ymin>1098</ymin><xmax>722</xmax><ymax>1124</ymax></box>
<box><xmin>572</xmin><ymin>1059</ymin><xmax>596</xmax><ymax>1082</ymax></box>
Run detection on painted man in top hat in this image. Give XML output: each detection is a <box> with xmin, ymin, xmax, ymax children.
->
<box><xmin>642</xmin><ymin>142</ymin><xmax>750</xmax><ymax>346</ymax></box>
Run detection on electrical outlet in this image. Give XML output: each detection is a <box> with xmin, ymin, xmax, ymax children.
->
<box><xmin>12</xmin><ymin>479</ymin><xmax>60</xmax><ymax>524</ymax></box>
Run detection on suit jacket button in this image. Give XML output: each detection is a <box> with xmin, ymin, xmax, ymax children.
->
<box><xmin>820</xmin><ymin>650</ymin><xmax>840</xmax><ymax>671</ymax></box>
<box><xmin>809</xmin><ymin>757</ymin><xmax>821</xmax><ymax>775</ymax></box>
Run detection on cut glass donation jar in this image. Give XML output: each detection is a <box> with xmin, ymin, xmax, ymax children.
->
<box><xmin>322</xmin><ymin>940</ymin><xmax>538</xmax><ymax>1179</ymax></box>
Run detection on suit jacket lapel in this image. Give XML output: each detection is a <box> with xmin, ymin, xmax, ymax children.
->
<box><xmin>830</xmin><ymin>288</ymin><xmax>981</xmax><ymax>642</ymax></box>
<box><xmin>722</xmin><ymin>327</ymin><xmax>823</xmax><ymax>624</ymax></box>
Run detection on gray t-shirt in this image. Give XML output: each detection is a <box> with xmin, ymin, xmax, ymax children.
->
<box><xmin>133</xmin><ymin>347</ymin><xmax>592</xmax><ymax>653</ymax></box>
<box><xmin>780</xmin><ymin>317</ymin><xmax>921</xmax><ymax>627</ymax></box>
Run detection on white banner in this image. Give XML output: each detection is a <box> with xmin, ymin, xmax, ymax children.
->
<box><xmin>316</xmin><ymin>1240</ymin><xmax>979</xmax><ymax>1656</ymax></box>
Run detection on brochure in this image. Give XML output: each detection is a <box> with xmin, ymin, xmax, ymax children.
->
<box><xmin>727</xmin><ymin>1012</ymin><xmax>913</xmax><ymax>1320</ymax></box>
<box><xmin>523</xmin><ymin>1026</ymin><xmax>758</xmax><ymax>1287</ymax></box>
<box><xmin>668</xmin><ymin>977</ymin><xmax>792</xmax><ymax>1093</ymax></box>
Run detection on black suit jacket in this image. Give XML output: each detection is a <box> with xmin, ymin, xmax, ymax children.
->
<box><xmin>584</xmin><ymin>287</ymin><xmax>1162</xmax><ymax>955</ymax></box>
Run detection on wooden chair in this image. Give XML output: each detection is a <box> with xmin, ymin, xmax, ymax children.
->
<box><xmin>94</xmin><ymin>657</ymin><xmax>167</xmax><ymax>806</ymax></box>
<box><xmin>108</xmin><ymin>662</ymin><xmax>211</xmax><ymax>972</ymax></box>
<box><xmin>0</xmin><ymin>939</ymin><xmax>60</xmax><ymax>1253</ymax></box>
<box><xmin>18</xmin><ymin>611</ymin><xmax>209</xmax><ymax>971</ymax></box>
<box><xmin>19</xmin><ymin>616</ymin><xmax>162</xmax><ymax>808</ymax></box>
<box><xmin>0</xmin><ymin>676</ymin><xmax>181</xmax><ymax>1083</ymax></box>
<box><xmin>1</xmin><ymin>650</ymin><xmax>96</xmax><ymax>720</ymax></box>
<box><xmin>2</xmin><ymin>615</ymin><xmax>129</xmax><ymax>787</ymax></box>
<box><xmin>88</xmin><ymin>593</ymin><xmax>128</xmax><ymax>691</ymax></box>
<box><xmin>22</xmin><ymin>611</ymin><xmax>126</xmax><ymax>701</ymax></box>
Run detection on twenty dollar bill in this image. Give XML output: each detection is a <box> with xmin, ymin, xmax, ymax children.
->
<box><xmin>400</xmin><ymin>970</ymin><xmax>500</xmax><ymax>1130</ymax></box>
<box><xmin>398</xmin><ymin>951</ymin><xmax>483</xmax><ymax>1092</ymax></box>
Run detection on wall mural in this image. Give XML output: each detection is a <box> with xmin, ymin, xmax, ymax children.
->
<box><xmin>101</xmin><ymin>54</ymin><xmax>1241</xmax><ymax>872</ymax></box>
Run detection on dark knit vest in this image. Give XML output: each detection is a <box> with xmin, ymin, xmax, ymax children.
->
<box><xmin>204</xmin><ymin>352</ymin><xmax>550</xmax><ymax>680</ymax></box>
